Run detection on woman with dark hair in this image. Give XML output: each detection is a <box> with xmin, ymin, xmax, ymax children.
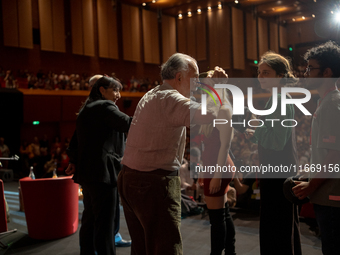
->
<box><xmin>66</xmin><ymin>76</ymin><xmax>131</xmax><ymax>255</ymax></box>
<box><xmin>245</xmin><ymin>52</ymin><xmax>301</xmax><ymax>255</ymax></box>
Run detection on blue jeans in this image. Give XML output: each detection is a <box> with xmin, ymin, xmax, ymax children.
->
<box><xmin>314</xmin><ymin>204</ymin><xmax>340</xmax><ymax>255</ymax></box>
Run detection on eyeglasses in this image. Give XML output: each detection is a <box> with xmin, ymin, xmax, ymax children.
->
<box><xmin>305</xmin><ymin>66</ymin><xmax>322</xmax><ymax>73</ymax></box>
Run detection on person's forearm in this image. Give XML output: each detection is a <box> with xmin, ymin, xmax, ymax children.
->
<box><xmin>191</xmin><ymin>108</ymin><xmax>216</xmax><ymax>125</ymax></box>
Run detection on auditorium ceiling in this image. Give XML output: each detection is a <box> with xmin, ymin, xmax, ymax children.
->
<box><xmin>122</xmin><ymin>0</ymin><xmax>337</xmax><ymax>24</ymax></box>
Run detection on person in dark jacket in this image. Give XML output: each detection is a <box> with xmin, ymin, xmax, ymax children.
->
<box><xmin>66</xmin><ymin>76</ymin><xmax>131</xmax><ymax>255</ymax></box>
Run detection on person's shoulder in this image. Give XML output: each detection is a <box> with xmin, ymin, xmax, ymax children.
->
<box><xmin>325</xmin><ymin>90</ymin><xmax>340</xmax><ymax>109</ymax></box>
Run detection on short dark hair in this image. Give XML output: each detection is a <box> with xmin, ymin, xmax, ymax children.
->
<box><xmin>304</xmin><ymin>41</ymin><xmax>340</xmax><ymax>77</ymax></box>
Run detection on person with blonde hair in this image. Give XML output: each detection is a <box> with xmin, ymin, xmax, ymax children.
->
<box><xmin>199</xmin><ymin>69</ymin><xmax>236</xmax><ymax>255</ymax></box>
<box><xmin>245</xmin><ymin>51</ymin><xmax>301</xmax><ymax>255</ymax></box>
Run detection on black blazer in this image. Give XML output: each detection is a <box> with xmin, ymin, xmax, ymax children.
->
<box><xmin>67</xmin><ymin>100</ymin><xmax>132</xmax><ymax>186</ymax></box>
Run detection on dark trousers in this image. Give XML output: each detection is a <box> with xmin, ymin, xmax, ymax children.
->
<box><xmin>314</xmin><ymin>204</ymin><xmax>340</xmax><ymax>255</ymax></box>
<box><xmin>118</xmin><ymin>166</ymin><xmax>182</xmax><ymax>255</ymax></box>
<box><xmin>260</xmin><ymin>179</ymin><xmax>302</xmax><ymax>255</ymax></box>
<box><xmin>80</xmin><ymin>182</ymin><xmax>117</xmax><ymax>255</ymax></box>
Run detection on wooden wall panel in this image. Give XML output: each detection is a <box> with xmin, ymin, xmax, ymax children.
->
<box><xmin>122</xmin><ymin>4</ymin><xmax>141</xmax><ymax>62</ymax></box>
<box><xmin>82</xmin><ymin>0</ymin><xmax>95</xmax><ymax>56</ymax></box>
<box><xmin>208</xmin><ymin>8</ymin><xmax>231</xmax><ymax>69</ymax></box>
<box><xmin>162</xmin><ymin>15</ymin><xmax>176</xmax><ymax>62</ymax></box>
<box><xmin>142</xmin><ymin>10</ymin><xmax>160</xmax><ymax>64</ymax></box>
<box><xmin>280</xmin><ymin>26</ymin><xmax>287</xmax><ymax>49</ymax></box>
<box><xmin>39</xmin><ymin>0</ymin><xmax>53</xmax><ymax>51</ymax></box>
<box><xmin>246</xmin><ymin>13</ymin><xmax>257</xmax><ymax>60</ymax></box>
<box><xmin>232</xmin><ymin>7</ymin><xmax>245</xmax><ymax>70</ymax></box>
<box><xmin>97</xmin><ymin>0</ymin><xmax>118</xmax><ymax>59</ymax></box>
<box><xmin>97</xmin><ymin>0</ymin><xmax>110</xmax><ymax>58</ymax></box>
<box><xmin>2</xmin><ymin>0</ymin><xmax>19</xmax><ymax>47</ymax></box>
<box><xmin>177</xmin><ymin>19</ymin><xmax>187</xmax><ymax>54</ymax></box>
<box><xmin>269</xmin><ymin>22</ymin><xmax>279</xmax><ymax>53</ymax></box>
<box><xmin>286</xmin><ymin>21</ymin><xmax>321</xmax><ymax>45</ymax></box>
<box><xmin>52</xmin><ymin>0</ymin><xmax>65</xmax><ymax>52</ymax></box>
<box><xmin>186</xmin><ymin>17</ymin><xmax>196</xmax><ymax>58</ymax></box>
<box><xmin>17</xmin><ymin>0</ymin><xmax>33</xmax><ymax>49</ymax></box>
<box><xmin>107</xmin><ymin>6</ymin><xmax>118</xmax><ymax>59</ymax></box>
<box><xmin>195</xmin><ymin>14</ymin><xmax>206</xmax><ymax>61</ymax></box>
<box><xmin>71</xmin><ymin>0</ymin><xmax>84</xmax><ymax>55</ymax></box>
<box><xmin>258</xmin><ymin>18</ymin><xmax>268</xmax><ymax>58</ymax></box>
<box><xmin>176</xmin><ymin>15</ymin><xmax>206</xmax><ymax>61</ymax></box>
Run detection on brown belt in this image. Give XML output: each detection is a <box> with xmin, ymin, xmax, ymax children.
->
<box><xmin>123</xmin><ymin>165</ymin><xmax>179</xmax><ymax>176</ymax></box>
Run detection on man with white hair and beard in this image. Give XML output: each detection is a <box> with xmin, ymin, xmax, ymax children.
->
<box><xmin>118</xmin><ymin>53</ymin><xmax>227</xmax><ymax>254</ymax></box>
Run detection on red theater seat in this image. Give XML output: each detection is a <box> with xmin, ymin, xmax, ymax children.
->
<box><xmin>19</xmin><ymin>176</ymin><xmax>79</xmax><ymax>239</ymax></box>
<box><xmin>0</xmin><ymin>179</ymin><xmax>7</xmax><ymax>233</ymax></box>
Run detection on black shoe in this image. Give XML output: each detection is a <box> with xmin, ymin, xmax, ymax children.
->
<box><xmin>115</xmin><ymin>239</ymin><xmax>132</xmax><ymax>247</ymax></box>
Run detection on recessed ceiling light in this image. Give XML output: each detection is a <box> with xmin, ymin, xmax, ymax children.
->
<box><xmin>302</xmin><ymin>16</ymin><xmax>305</xmax><ymax>19</ymax></box>
<box><xmin>235</xmin><ymin>0</ymin><xmax>239</xmax><ymax>3</ymax></box>
<box><xmin>142</xmin><ymin>3</ymin><xmax>146</xmax><ymax>6</ymax></box>
<box><xmin>312</xmin><ymin>14</ymin><xmax>315</xmax><ymax>18</ymax></box>
<box><xmin>331</xmin><ymin>11</ymin><xmax>334</xmax><ymax>14</ymax></box>
<box><xmin>292</xmin><ymin>18</ymin><xmax>296</xmax><ymax>21</ymax></box>
<box><xmin>152</xmin><ymin>0</ymin><xmax>156</xmax><ymax>3</ymax></box>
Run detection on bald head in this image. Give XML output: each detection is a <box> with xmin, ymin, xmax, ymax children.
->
<box><xmin>89</xmin><ymin>75</ymin><xmax>103</xmax><ymax>87</ymax></box>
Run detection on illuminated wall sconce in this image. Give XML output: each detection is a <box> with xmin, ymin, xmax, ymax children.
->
<box><xmin>178</xmin><ymin>13</ymin><xmax>183</xmax><ymax>19</ymax></box>
<box><xmin>207</xmin><ymin>6</ymin><xmax>212</xmax><ymax>11</ymax></box>
<box><xmin>218</xmin><ymin>2</ymin><xmax>222</xmax><ymax>9</ymax></box>
<box><xmin>188</xmin><ymin>11</ymin><xmax>192</xmax><ymax>17</ymax></box>
<box><xmin>197</xmin><ymin>9</ymin><xmax>202</xmax><ymax>14</ymax></box>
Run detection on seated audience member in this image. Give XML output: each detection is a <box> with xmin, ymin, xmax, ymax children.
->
<box><xmin>233</xmin><ymin>151</ymin><xmax>260</xmax><ymax>210</ymax></box>
<box><xmin>50</xmin><ymin>136</ymin><xmax>62</xmax><ymax>155</ymax></box>
<box><xmin>180</xmin><ymin>147</ymin><xmax>204</xmax><ymax>200</ymax></box>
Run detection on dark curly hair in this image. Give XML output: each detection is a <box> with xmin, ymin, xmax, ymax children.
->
<box><xmin>304</xmin><ymin>41</ymin><xmax>340</xmax><ymax>77</ymax></box>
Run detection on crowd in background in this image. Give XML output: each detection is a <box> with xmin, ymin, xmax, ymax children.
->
<box><xmin>0</xmin><ymin>67</ymin><xmax>160</xmax><ymax>92</ymax></box>
<box><xmin>18</xmin><ymin>135</ymin><xmax>70</xmax><ymax>179</ymax></box>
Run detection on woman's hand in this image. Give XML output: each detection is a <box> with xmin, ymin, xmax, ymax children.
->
<box><xmin>209</xmin><ymin>178</ymin><xmax>222</xmax><ymax>194</ymax></box>
<box><xmin>207</xmin><ymin>66</ymin><xmax>228</xmax><ymax>85</ymax></box>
